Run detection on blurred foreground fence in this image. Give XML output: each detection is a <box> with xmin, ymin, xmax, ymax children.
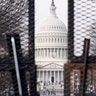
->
<box><xmin>64</xmin><ymin>0</ymin><xmax>96</xmax><ymax>96</ymax></box>
<box><xmin>0</xmin><ymin>0</ymin><xmax>37</xmax><ymax>96</ymax></box>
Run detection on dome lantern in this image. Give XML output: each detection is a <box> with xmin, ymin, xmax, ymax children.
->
<box><xmin>51</xmin><ymin>0</ymin><xmax>55</xmax><ymax>6</ymax></box>
<box><xmin>50</xmin><ymin>0</ymin><xmax>56</xmax><ymax>16</ymax></box>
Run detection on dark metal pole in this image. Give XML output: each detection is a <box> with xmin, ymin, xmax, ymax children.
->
<box><xmin>28</xmin><ymin>0</ymin><xmax>37</xmax><ymax>95</ymax></box>
<box><xmin>7</xmin><ymin>34</ymin><xmax>29</xmax><ymax>96</ymax></box>
<box><xmin>11</xmin><ymin>37</ymin><xmax>23</xmax><ymax>96</ymax></box>
<box><xmin>81</xmin><ymin>38</ymin><xmax>90</xmax><ymax>96</ymax></box>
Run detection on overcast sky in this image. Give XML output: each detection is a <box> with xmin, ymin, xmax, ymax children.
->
<box><xmin>35</xmin><ymin>0</ymin><xmax>68</xmax><ymax>29</ymax></box>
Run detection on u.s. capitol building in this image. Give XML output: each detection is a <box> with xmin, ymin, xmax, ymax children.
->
<box><xmin>35</xmin><ymin>0</ymin><xmax>67</xmax><ymax>84</ymax></box>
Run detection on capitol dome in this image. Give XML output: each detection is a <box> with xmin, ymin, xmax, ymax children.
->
<box><xmin>35</xmin><ymin>0</ymin><xmax>67</xmax><ymax>66</ymax></box>
<box><xmin>37</xmin><ymin>0</ymin><xmax>67</xmax><ymax>32</ymax></box>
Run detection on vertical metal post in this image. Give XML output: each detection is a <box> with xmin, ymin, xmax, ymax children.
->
<box><xmin>11</xmin><ymin>37</ymin><xmax>23</xmax><ymax>96</ymax></box>
<box><xmin>81</xmin><ymin>38</ymin><xmax>90</xmax><ymax>96</ymax></box>
<box><xmin>29</xmin><ymin>0</ymin><xmax>37</xmax><ymax>95</ymax></box>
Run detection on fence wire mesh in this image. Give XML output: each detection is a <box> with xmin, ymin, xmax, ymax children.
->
<box><xmin>65</xmin><ymin>0</ymin><xmax>96</xmax><ymax>95</ymax></box>
<box><xmin>0</xmin><ymin>0</ymin><xmax>36</xmax><ymax>96</ymax></box>
<box><xmin>68</xmin><ymin>0</ymin><xmax>96</xmax><ymax>63</ymax></box>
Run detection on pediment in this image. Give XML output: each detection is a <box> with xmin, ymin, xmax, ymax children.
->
<box><xmin>41</xmin><ymin>63</ymin><xmax>63</xmax><ymax>69</ymax></box>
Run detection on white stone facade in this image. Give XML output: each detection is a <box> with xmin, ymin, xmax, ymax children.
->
<box><xmin>35</xmin><ymin>0</ymin><xmax>68</xmax><ymax>83</ymax></box>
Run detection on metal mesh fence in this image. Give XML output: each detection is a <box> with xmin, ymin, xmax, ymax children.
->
<box><xmin>68</xmin><ymin>0</ymin><xmax>96</xmax><ymax>63</ymax></box>
<box><xmin>0</xmin><ymin>0</ymin><xmax>36</xmax><ymax>96</ymax></box>
<box><xmin>64</xmin><ymin>0</ymin><xmax>96</xmax><ymax>95</ymax></box>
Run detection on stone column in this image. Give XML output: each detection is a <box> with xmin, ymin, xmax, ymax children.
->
<box><xmin>66</xmin><ymin>49</ymin><xmax>67</xmax><ymax>57</ymax></box>
<box><xmin>53</xmin><ymin>48</ymin><xmax>55</xmax><ymax>55</ymax></box>
<box><xmin>57</xmin><ymin>48</ymin><xmax>58</xmax><ymax>58</ymax></box>
<box><xmin>41</xmin><ymin>71</ymin><xmax>42</xmax><ymax>81</ymax></box>
<box><xmin>45</xmin><ymin>48</ymin><xmax>46</xmax><ymax>57</ymax></box>
<box><xmin>45</xmin><ymin>71</ymin><xmax>47</xmax><ymax>82</ymax></box>
<box><xmin>60</xmin><ymin>48</ymin><xmax>62</xmax><ymax>57</ymax></box>
<box><xmin>36</xmin><ymin>49</ymin><xmax>38</xmax><ymax>57</ymax></box>
<box><xmin>42</xmin><ymin>71</ymin><xmax>44</xmax><ymax>82</ymax></box>
<box><xmin>36</xmin><ymin>49</ymin><xmax>37</xmax><ymax>57</ymax></box>
<box><xmin>49</xmin><ymin>48</ymin><xmax>50</xmax><ymax>57</ymax></box>
<box><xmin>59</xmin><ymin>71</ymin><xmax>61</xmax><ymax>82</ymax></box>
<box><xmin>56</xmin><ymin>48</ymin><xmax>57</xmax><ymax>58</ymax></box>
<box><xmin>61</xmin><ymin>48</ymin><xmax>62</xmax><ymax>58</ymax></box>
<box><xmin>59</xmin><ymin>48</ymin><xmax>61</xmax><ymax>57</ymax></box>
<box><xmin>56</xmin><ymin>71</ymin><xmax>58</xmax><ymax>82</ymax></box>
<box><xmin>41</xmin><ymin>49</ymin><xmax>43</xmax><ymax>57</ymax></box>
<box><xmin>38</xmin><ymin>49</ymin><xmax>40</xmax><ymax>56</ymax></box>
<box><xmin>50</xmin><ymin>71</ymin><xmax>51</xmax><ymax>83</ymax></box>
<box><xmin>47</xmin><ymin>71</ymin><xmax>48</xmax><ymax>82</ymax></box>
<box><xmin>54</xmin><ymin>71</ymin><xmax>55</xmax><ymax>83</ymax></box>
<box><xmin>46</xmin><ymin>48</ymin><xmax>47</xmax><ymax>57</ymax></box>
<box><xmin>42</xmin><ymin>49</ymin><xmax>43</xmax><ymax>57</ymax></box>
<box><xmin>40</xmin><ymin>49</ymin><xmax>42</xmax><ymax>57</ymax></box>
<box><xmin>59</xmin><ymin>48</ymin><xmax>60</xmax><ymax>57</ymax></box>
<box><xmin>39</xmin><ymin>71</ymin><xmax>40</xmax><ymax>81</ymax></box>
<box><xmin>47</xmin><ymin>48</ymin><xmax>49</xmax><ymax>57</ymax></box>
<box><xmin>64</xmin><ymin>48</ymin><xmax>65</xmax><ymax>58</ymax></box>
<box><xmin>53</xmin><ymin>71</ymin><xmax>54</xmax><ymax>83</ymax></box>
<box><xmin>58</xmin><ymin>71</ymin><xmax>59</xmax><ymax>83</ymax></box>
<box><xmin>44</xmin><ymin>48</ymin><xmax>45</xmax><ymax>57</ymax></box>
<box><xmin>48</xmin><ymin>71</ymin><xmax>49</xmax><ymax>82</ymax></box>
<box><xmin>44</xmin><ymin>71</ymin><xmax>45</xmax><ymax>82</ymax></box>
<box><xmin>39</xmin><ymin>49</ymin><xmax>41</xmax><ymax>57</ymax></box>
<box><xmin>58</xmin><ymin>49</ymin><xmax>59</xmax><ymax>57</ymax></box>
<box><xmin>62</xmin><ymin>49</ymin><xmax>64</xmax><ymax>57</ymax></box>
<box><xmin>61</xmin><ymin>71</ymin><xmax>64</xmax><ymax>81</ymax></box>
<box><xmin>50</xmin><ymin>48</ymin><xmax>52</xmax><ymax>57</ymax></box>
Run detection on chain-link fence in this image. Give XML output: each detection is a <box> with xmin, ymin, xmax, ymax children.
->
<box><xmin>0</xmin><ymin>0</ymin><xmax>37</xmax><ymax>96</ymax></box>
<box><xmin>64</xmin><ymin>0</ymin><xmax>96</xmax><ymax>95</ymax></box>
<box><xmin>68</xmin><ymin>0</ymin><xmax>96</xmax><ymax>63</ymax></box>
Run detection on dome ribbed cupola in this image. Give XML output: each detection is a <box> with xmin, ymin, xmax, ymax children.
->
<box><xmin>37</xmin><ymin>0</ymin><xmax>67</xmax><ymax>32</ymax></box>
